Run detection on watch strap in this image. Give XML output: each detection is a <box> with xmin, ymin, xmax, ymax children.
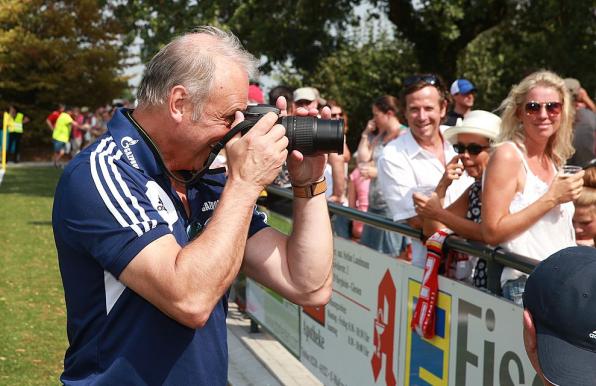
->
<box><xmin>292</xmin><ymin>178</ymin><xmax>327</xmax><ymax>198</ymax></box>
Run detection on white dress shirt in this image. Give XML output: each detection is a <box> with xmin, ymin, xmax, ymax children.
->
<box><xmin>377</xmin><ymin>128</ymin><xmax>473</xmax><ymax>267</ymax></box>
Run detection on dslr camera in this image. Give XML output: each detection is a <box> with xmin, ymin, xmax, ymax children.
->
<box><xmin>241</xmin><ymin>104</ymin><xmax>344</xmax><ymax>155</ymax></box>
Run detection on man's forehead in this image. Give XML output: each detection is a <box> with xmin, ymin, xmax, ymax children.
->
<box><xmin>406</xmin><ymin>86</ymin><xmax>443</xmax><ymax>106</ymax></box>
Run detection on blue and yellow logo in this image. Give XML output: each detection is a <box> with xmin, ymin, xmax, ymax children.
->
<box><xmin>405</xmin><ymin>279</ymin><xmax>451</xmax><ymax>386</ymax></box>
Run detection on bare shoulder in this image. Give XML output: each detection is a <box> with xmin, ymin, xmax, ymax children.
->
<box><xmin>487</xmin><ymin>143</ymin><xmax>523</xmax><ymax>176</ymax></box>
<box><xmin>491</xmin><ymin>142</ymin><xmax>522</xmax><ymax>163</ymax></box>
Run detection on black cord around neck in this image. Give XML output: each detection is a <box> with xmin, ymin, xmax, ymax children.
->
<box><xmin>124</xmin><ymin>109</ymin><xmax>252</xmax><ymax>187</ymax></box>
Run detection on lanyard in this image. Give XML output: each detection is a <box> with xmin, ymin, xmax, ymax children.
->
<box><xmin>124</xmin><ymin>109</ymin><xmax>252</xmax><ymax>187</ymax></box>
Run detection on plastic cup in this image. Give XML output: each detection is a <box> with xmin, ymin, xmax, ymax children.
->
<box><xmin>412</xmin><ymin>185</ymin><xmax>435</xmax><ymax>199</ymax></box>
<box><xmin>560</xmin><ymin>165</ymin><xmax>582</xmax><ymax>177</ymax></box>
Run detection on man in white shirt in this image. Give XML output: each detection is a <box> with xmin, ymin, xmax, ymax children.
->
<box><xmin>378</xmin><ymin>74</ymin><xmax>473</xmax><ymax>267</ymax></box>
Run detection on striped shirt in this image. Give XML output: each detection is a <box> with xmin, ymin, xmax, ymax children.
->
<box><xmin>52</xmin><ymin>108</ymin><xmax>268</xmax><ymax>385</ymax></box>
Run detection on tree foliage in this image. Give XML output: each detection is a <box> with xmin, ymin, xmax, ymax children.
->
<box><xmin>278</xmin><ymin>31</ymin><xmax>418</xmax><ymax>150</ymax></box>
<box><xmin>378</xmin><ymin>0</ymin><xmax>508</xmax><ymax>81</ymax></box>
<box><xmin>0</xmin><ymin>0</ymin><xmax>128</xmax><ymax>143</ymax></box>
<box><xmin>458</xmin><ymin>0</ymin><xmax>596</xmax><ymax>111</ymax></box>
<box><xmin>115</xmin><ymin>0</ymin><xmax>361</xmax><ymax>73</ymax></box>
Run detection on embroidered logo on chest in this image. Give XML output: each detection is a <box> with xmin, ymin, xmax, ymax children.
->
<box><xmin>145</xmin><ymin>181</ymin><xmax>178</xmax><ymax>231</ymax></box>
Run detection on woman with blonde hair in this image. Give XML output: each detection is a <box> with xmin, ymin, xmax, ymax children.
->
<box><xmin>482</xmin><ymin>70</ymin><xmax>584</xmax><ymax>304</ymax></box>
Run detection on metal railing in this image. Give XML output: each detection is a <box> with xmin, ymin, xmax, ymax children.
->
<box><xmin>265</xmin><ymin>185</ymin><xmax>539</xmax><ymax>295</ymax></box>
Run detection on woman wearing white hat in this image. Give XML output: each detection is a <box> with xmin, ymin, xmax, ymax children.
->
<box><xmin>413</xmin><ymin>110</ymin><xmax>501</xmax><ymax>287</ymax></box>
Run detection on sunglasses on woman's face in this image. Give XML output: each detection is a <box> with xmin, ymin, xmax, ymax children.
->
<box><xmin>331</xmin><ymin>112</ymin><xmax>343</xmax><ymax>118</ymax></box>
<box><xmin>453</xmin><ymin>143</ymin><xmax>489</xmax><ymax>155</ymax></box>
<box><xmin>524</xmin><ymin>101</ymin><xmax>562</xmax><ymax>117</ymax></box>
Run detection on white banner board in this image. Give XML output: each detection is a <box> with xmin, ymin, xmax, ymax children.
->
<box><xmin>246</xmin><ymin>279</ymin><xmax>300</xmax><ymax>356</ymax></box>
<box><xmin>301</xmin><ymin>238</ymin><xmax>402</xmax><ymax>386</ymax></box>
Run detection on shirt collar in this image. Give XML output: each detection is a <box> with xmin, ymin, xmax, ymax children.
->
<box><xmin>106</xmin><ymin>108</ymin><xmax>163</xmax><ymax>178</ymax></box>
<box><xmin>402</xmin><ymin>126</ymin><xmax>454</xmax><ymax>159</ymax></box>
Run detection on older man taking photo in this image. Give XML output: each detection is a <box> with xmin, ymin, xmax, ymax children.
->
<box><xmin>52</xmin><ymin>26</ymin><xmax>333</xmax><ymax>385</ymax></box>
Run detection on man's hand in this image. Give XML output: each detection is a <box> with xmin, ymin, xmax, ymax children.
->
<box><xmin>275</xmin><ymin>96</ymin><xmax>329</xmax><ymax>186</ymax></box>
<box><xmin>413</xmin><ymin>192</ymin><xmax>442</xmax><ymax>220</ymax></box>
<box><xmin>225</xmin><ymin>110</ymin><xmax>289</xmax><ymax>196</ymax></box>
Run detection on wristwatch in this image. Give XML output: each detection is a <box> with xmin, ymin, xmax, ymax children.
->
<box><xmin>292</xmin><ymin>178</ymin><xmax>327</xmax><ymax>198</ymax></box>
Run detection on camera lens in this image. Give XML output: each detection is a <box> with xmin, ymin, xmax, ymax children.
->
<box><xmin>279</xmin><ymin>116</ymin><xmax>344</xmax><ymax>155</ymax></box>
<box><xmin>242</xmin><ymin>104</ymin><xmax>344</xmax><ymax>155</ymax></box>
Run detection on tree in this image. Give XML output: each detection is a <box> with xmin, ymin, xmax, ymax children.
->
<box><xmin>279</xmin><ymin>30</ymin><xmax>418</xmax><ymax>151</ymax></box>
<box><xmin>378</xmin><ymin>0</ymin><xmax>508</xmax><ymax>82</ymax></box>
<box><xmin>458</xmin><ymin>0</ymin><xmax>596</xmax><ymax>111</ymax></box>
<box><xmin>0</xmin><ymin>0</ymin><xmax>128</xmax><ymax>143</ymax></box>
<box><xmin>114</xmin><ymin>0</ymin><xmax>361</xmax><ymax>73</ymax></box>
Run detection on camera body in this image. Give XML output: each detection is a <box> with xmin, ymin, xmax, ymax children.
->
<box><xmin>241</xmin><ymin>104</ymin><xmax>344</xmax><ymax>155</ymax></box>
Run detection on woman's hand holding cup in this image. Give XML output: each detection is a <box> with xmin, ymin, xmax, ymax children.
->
<box><xmin>549</xmin><ymin>165</ymin><xmax>584</xmax><ymax>204</ymax></box>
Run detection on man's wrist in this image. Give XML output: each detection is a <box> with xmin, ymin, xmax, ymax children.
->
<box><xmin>292</xmin><ymin>177</ymin><xmax>327</xmax><ymax>198</ymax></box>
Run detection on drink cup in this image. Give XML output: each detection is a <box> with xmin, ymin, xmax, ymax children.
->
<box><xmin>560</xmin><ymin>165</ymin><xmax>582</xmax><ymax>177</ymax></box>
<box><xmin>412</xmin><ymin>185</ymin><xmax>435</xmax><ymax>199</ymax></box>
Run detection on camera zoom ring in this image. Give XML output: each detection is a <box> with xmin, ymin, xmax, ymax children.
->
<box><xmin>293</xmin><ymin>118</ymin><xmax>315</xmax><ymax>155</ymax></box>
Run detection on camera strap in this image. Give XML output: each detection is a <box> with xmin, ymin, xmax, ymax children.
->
<box><xmin>125</xmin><ymin>109</ymin><xmax>253</xmax><ymax>187</ymax></box>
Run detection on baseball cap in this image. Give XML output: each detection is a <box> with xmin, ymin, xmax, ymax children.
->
<box><xmin>450</xmin><ymin>79</ymin><xmax>476</xmax><ymax>95</ymax></box>
<box><xmin>293</xmin><ymin>87</ymin><xmax>326</xmax><ymax>106</ymax></box>
<box><xmin>293</xmin><ymin>87</ymin><xmax>317</xmax><ymax>103</ymax></box>
<box><xmin>564</xmin><ymin>78</ymin><xmax>581</xmax><ymax>98</ymax></box>
<box><xmin>523</xmin><ymin>246</ymin><xmax>596</xmax><ymax>386</ymax></box>
<box><xmin>443</xmin><ymin>110</ymin><xmax>501</xmax><ymax>143</ymax></box>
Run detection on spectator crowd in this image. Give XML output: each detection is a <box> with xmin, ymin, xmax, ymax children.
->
<box><xmin>260</xmin><ymin>72</ymin><xmax>596</xmax><ymax>305</ymax></box>
<box><xmin>45</xmin><ymin>103</ymin><xmax>129</xmax><ymax>167</ymax></box>
<box><xmin>3</xmin><ymin>70</ymin><xmax>596</xmax><ymax>304</ymax></box>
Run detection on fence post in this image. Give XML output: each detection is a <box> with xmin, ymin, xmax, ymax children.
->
<box><xmin>487</xmin><ymin>247</ymin><xmax>504</xmax><ymax>295</ymax></box>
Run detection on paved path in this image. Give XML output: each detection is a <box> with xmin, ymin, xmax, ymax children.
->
<box><xmin>227</xmin><ymin>303</ymin><xmax>322</xmax><ymax>386</ymax></box>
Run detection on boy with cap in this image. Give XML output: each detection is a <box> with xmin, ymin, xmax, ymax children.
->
<box><xmin>445</xmin><ymin>79</ymin><xmax>476</xmax><ymax>126</ymax></box>
<box><xmin>523</xmin><ymin>246</ymin><xmax>596</xmax><ymax>386</ymax></box>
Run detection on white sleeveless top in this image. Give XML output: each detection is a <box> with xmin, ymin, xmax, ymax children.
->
<box><xmin>500</xmin><ymin>142</ymin><xmax>575</xmax><ymax>285</ymax></box>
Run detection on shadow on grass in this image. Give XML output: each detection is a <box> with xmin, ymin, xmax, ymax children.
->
<box><xmin>28</xmin><ymin>221</ymin><xmax>53</xmax><ymax>226</ymax></box>
<box><xmin>0</xmin><ymin>167</ymin><xmax>62</xmax><ymax>198</ymax></box>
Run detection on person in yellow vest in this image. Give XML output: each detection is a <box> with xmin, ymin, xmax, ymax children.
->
<box><xmin>52</xmin><ymin>107</ymin><xmax>80</xmax><ymax>167</ymax></box>
<box><xmin>7</xmin><ymin>105</ymin><xmax>29</xmax><ymax>163</ymax></box>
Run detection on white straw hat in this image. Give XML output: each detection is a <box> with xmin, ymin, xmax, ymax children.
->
<box><xmin>443</xmin><ymin>110</ymin><xmax>501</xmax><ymax>143</ymax></box>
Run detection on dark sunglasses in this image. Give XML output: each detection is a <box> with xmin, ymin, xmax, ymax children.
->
<box><xmin>524</xmin><ymin>101</ymin><xmax>562</xmax><ymax>116</ymax></box>
<box><xmin>453</xmin><ymin>143</ymin><xmax>489</xmax><ymax>155</ymax></box>
<box><xmin>403</xmin><ymin>74</ymin><xmax>440</xmax><ymax>88</ymax></box>
<box><xmin>331</xmin><ymin>112</ymin><xmax>344</xmax><ymax>118</ymax></box>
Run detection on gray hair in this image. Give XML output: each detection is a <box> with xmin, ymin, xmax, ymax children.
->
<box><xmin>136</xmin><ymin>26</ymin><xmax>259</xmax><ymax>121</ymax></box>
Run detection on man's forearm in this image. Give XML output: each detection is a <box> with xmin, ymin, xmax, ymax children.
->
<box><xmin>173</xmin><ymin>182</ymin><xmax>259</xmax><ymax>314</ymax></box>
<box><xmin>286</xmin><ymin>194</ymin><xmax>333</xmax><ymax>294</ymax></box>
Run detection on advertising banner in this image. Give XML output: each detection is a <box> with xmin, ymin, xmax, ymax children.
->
<box><xmin>399</xmin><ymin>264</ymin><xmax>541</xmax><ymax>386</ymax></box>
<box><xmin>300</xmin><ymin>238</ymin><xmax>402</xmax><ymax>386</ymax></box>
<box><xmin>248</xmin><ymin>233</ymin><xmax>541</xmax><ymax>386</ymax></box>
<box><xmin>246</xmin><ymin>279</ymin><xmax>301</xmax><ymax>356</ymax></box>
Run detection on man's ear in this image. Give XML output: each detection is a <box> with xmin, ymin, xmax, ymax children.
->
<box><xmin>523</xmin><ymin>309</ymin><xmax>537</xmax><ymax>347</ymax></box>
<box><xmin>169</xmin><ymin>85</ymin><xmax>188</xmax><ymax>123</ymax></box>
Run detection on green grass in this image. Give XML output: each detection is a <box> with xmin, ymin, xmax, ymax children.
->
<box><xmin>0</xmin><ymin>166</ymin><xmax>66</xmax><ymax>385</ymax></box>
<box><xmin>0</xmin><ymin>167</ymin><xmax>294</xmax><ymax>385</ymax></box>
<box><xmin>264</xmin><ymin>210</ymin><xmax>292</xmax><ymax>235</ymax></box>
